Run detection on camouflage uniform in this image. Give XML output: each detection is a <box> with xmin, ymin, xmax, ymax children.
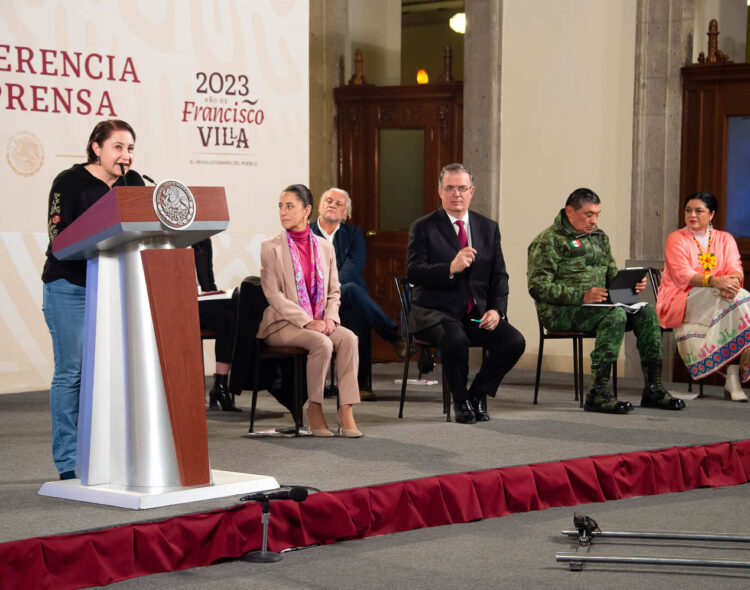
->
<box><xmin>527</xmin><ymin>210</ymin><xmax>662</xmax><ymax>366</ymax></box>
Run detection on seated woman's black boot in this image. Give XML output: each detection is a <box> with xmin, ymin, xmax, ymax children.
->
<box><xmin>209</xmin><ymin>373</ymin><xmax>241</xmax><ymax>412</ymax></box>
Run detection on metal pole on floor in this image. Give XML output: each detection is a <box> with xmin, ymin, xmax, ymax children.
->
<box><xmin>562</xmin><ymin>529</ymin><xmax>750</xmax><ymax>543</ymax></box>
<box><xmin>557</xmin><ymin>554</ymin><xmax>750</xmax><ymax>569</ymax></box>
<box><xmin>559</xmin><ymin>514</ymin><xmax>750</xmax><ymax>572</ymax></box>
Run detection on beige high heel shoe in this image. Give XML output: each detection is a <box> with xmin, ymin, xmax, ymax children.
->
<box><xmin>307</xmin><ymin>405</ymin><xmax>333</xmax><ymax>437</ymax></box>
<box><xmin>336</xmin><ymin>408</ymin><xmax>362</xmax><ymax>438</ymax></box>
<box><xmin>309</xmin><ymin>426</ymin><xmax>334</xmax><ymax>437</ymax></box>
<box><xmin>724</xmin><ymin>365</ymin><xmax>748</xmax><ymax>402</ymax></box>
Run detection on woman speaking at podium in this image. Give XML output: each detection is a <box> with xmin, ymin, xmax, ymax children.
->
<box><xmin>41</xmin><ymin>120</ymin><xmax>144</xmax><ymax>480</ymax></box>
<box><xmin>257</xmin><ymin>184</ymin><xmax>362</xmax><ymax>437</ymax></box>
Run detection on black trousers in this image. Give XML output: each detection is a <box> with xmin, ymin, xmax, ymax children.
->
<box><xmin>198</xmin><ymin>299</ymin><xmax>237</xmax><ymax>364</ymax></box>
<box><xmin>415</xmin><ymin>314</ymin><xmax>526</xmax><ymax>403</ymax></box>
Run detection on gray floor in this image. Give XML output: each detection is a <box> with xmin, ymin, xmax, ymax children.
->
<box><xmin>2</xmin><ymin>364</ymin><xmax>750</xmax><ymax>588</ymax></box>
<box><xmin>108</xmin><ymin>487</ymin><xmax>750</xmax><ymax>590</ymax></box>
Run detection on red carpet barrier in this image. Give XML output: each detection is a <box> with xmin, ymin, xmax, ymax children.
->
<box><xmin>2</xmin><ymin>439</ymin><xmax>750</xmax><ymax>589</ymax></box>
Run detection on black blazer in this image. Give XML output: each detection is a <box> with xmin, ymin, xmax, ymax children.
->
<box><xmin>406</xmin><ymin>208</ymin><xmax>509</xmax><ymax>332</ymax></box>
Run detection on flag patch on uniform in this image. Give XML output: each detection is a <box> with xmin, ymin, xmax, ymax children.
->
<box><xmin>569</xmin><ymin>239</ymin><xmax>582</xmax><ymax>248</ymax></box>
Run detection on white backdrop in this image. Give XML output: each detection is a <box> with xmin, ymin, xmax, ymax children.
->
<box><xmin>0</xmin><ymin>0</ymin><xmax>309</xmax><ymax>393</ymax></box>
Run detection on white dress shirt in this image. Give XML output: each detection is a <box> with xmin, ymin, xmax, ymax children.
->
<box><xmin>315</xmin><ymin>218</ymin><xmax>340</xmax><ymax>242</ymax></box>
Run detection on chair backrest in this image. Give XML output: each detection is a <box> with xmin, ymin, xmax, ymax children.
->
<box><xmin>647</xmin><ymin>267</ymin><xmax>672</xmax><ymax>335</ymax></box>
<box><xmin>229</xmin><ymin>276</ymin><xmax>268</xmax><ymax>394</ymax></box>
<box><xmin>647</xmin><ymin>267</ymin><xmax>662</xmax><ymax>302</ymax></box>
<box><xmin>393</xmin><ymin>276</ymin><xmax>412</xmax><ymax>339</ymax></box>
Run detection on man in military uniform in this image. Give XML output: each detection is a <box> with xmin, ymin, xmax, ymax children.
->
<box><xmin>527</xmin><ymin>188</ymin><xmax>685</xmax><ymax>413</ymax></box>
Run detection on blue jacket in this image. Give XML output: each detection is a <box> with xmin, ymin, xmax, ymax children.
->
<box><xmin>310</xmin><ymin>221</ymin><xmax>367</xmax><ymax>288</ymax></box>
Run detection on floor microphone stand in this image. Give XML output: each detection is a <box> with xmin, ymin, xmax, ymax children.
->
<box><xmin>244</xmin><ymin>500</ymin><xmax>283</xmax><ymax>563</ymax></box>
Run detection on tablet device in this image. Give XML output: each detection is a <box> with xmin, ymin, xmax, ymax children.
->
<box><xmin>607</xmin><ymin>267</ymin><xmax>647</xmax><ymax>305</ymax></box>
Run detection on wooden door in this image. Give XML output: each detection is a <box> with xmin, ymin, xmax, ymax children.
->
<box><xmin>335</xmin><ymin>83</ymin><xmax>463</xmax><ymax>359</ymax></box>
<box><xmin>681</xmin><ymin>63</ymin><xmax>750</xmax><ymax>268</ymax></box>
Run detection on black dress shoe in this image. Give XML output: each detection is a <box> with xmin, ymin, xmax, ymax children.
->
<box><xmin>453</xmin><ymin>400</ymin><xmax>477</xmax><ymax>424</ymax></box>
<box><xmin>470</xmin><ymin>394</ymin><xmax>490</xmax><ymax>422</ymax></box>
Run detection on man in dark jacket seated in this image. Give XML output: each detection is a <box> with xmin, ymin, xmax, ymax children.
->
<box><xmin>311</xmin><ymin>188</ymin><xmax>408</xmax><ymax>401</ymax></box>
<box><xmin>407</xmin><ymin>163</ymin><xmax>526</xmax><ymax>423</ymax></box>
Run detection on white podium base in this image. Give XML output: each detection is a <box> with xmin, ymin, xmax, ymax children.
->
<box><xmin>38</xmin><ymin>469</ymin><xmax>279</xmax><ymax>510</ymax></box>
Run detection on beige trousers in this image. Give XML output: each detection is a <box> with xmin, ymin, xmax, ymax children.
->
<box><xmin>264</xmin><ymin>324</ymin><xmax>360</xmax><ymax>405</ymax></box>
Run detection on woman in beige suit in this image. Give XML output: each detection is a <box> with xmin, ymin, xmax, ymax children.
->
<box><xmin>257</xmin><ymin>184</ymin><xmax>361</xmax><ymax>437</ymax></box>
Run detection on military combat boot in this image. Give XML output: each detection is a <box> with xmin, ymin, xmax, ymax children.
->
<box><xmin>584</xmin><ymin>363</ymin><xmax>633</xmax><ymax>414</ymax></box>
<box><xmin>640</xmin><ymin>361</ymin><xmax>686</xmax><ymax>410</ymax></box>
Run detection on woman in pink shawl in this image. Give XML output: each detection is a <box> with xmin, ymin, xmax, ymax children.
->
<box><xmin>657</xmin><ymin>191</ymin><xmax>749</xmax><ymax>401</ymax></box>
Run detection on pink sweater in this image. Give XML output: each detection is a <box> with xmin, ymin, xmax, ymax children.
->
<box><xmin>656</xmin><ymin>227</ymin><xmax>744</xmax><ymax>329</ymax></box>
<box><xmin>289</xmin><ymin>228</ymin><xmax>313</xmax><ymax>298</ymax></box>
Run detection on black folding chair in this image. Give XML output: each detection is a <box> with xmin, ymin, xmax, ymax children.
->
<box><xmin>248</xmin><ymin>344</ymin><xmax>307</xmax><ymax>436</ymax></box>
<box><xmin>393</xmin><ymin>277</ymin><xmax>489</xmax><ymax>421</ymax></box>
<box><xmin>533</xmin><ymin>313</ymin><xmax>619</xmax><ymax>407</ymax></box>
<box><xmin>647</xmin><ymin>268</ymin><xmax>703</xmax><ymax>397</ymax></box>
<box><xmin>393</xmin><ymin>277</ymin><xmax>452</xmax><ymax>421</ymax></box>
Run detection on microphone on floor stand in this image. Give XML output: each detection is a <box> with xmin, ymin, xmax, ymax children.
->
<box><xmin>241</xmin><ymin>486</ymin><xmax>311</xmax><ymax>563</ymax></box>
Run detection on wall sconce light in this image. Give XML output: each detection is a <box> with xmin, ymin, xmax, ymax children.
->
<box><xmin>416</xmin><ymin>69</ymin><xmax>429</xmax><ymax>84</ymax></box>
<box><xmin>449</xmin><ymin>12</ymin><xmax>466</xmax><ymax>34</ymax></box>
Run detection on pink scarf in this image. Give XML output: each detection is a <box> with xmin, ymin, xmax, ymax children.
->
<box><xmin>286</xmin><ymin>228</ymin><xmax>325</xmax><ymax>320</ymax></box>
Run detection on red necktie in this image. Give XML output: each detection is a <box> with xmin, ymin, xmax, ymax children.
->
<box><xmin>455</xmin><ymin>220</ymin><xmax>474</xmax><ymax>314</ymax></box>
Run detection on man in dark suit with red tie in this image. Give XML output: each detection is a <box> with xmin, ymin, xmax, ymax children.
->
<box><xmin>407</xmin><ymin>163</ymin><xmax>526</xmax><ymax>423</ymax></box>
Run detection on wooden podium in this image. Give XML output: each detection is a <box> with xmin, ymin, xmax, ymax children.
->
<box><xmin>38</xmin><ymin>185</ymin><xmax>277</xmax><ymax>509</ymax></box>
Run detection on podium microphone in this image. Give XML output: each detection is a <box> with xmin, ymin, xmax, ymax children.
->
<box><xmin>142</xmin><ymin>174</ymin><xmax>157</xmax><ymax>185</ymax></box>
<box><xmin>241</xmin><ymin>486</ymin><xmax>310</xmax><ymax>563</ymax></box>
<box><xmin>118</xmin><ymin>163</ymin><xmax>127</xmax><ymax>186</ymax></box>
